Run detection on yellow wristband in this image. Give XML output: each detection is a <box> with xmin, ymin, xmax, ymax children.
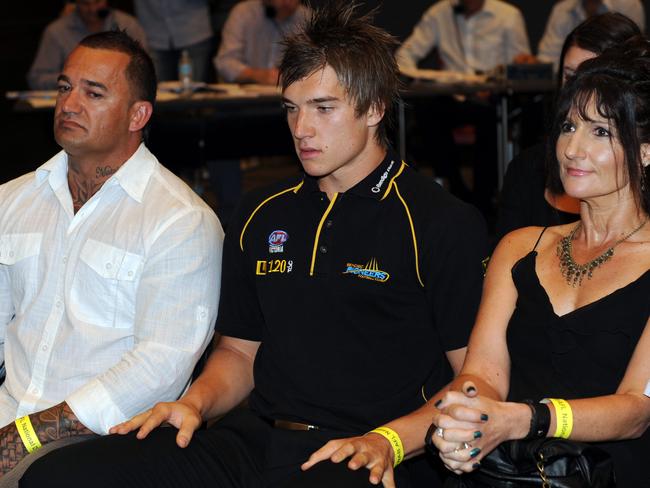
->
<box><xmin>369</xmin><ymin>426</ymin><xmax>404</xmax><ymax>467</ymax></box>
<box><xmin>15</xmin><ymin>415</ymin><xmax>42</xmax><ymax>453</ymax></box>
<box><xmin>549</xmin><ymin>398</ymin><xmax>573</xmax><ymax>439</ymax></box>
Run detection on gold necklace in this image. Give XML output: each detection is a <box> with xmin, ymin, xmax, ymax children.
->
<box><xmin>557</xmin><ymin>219</ymin><xmax>648</xmax><ymax>287</ymax></box>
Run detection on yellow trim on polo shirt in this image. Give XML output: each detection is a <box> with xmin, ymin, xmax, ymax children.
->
<box><xmin>380</xmin><ymin>161</ymin><xmax>407</xmax><ymax>201</ymax></box>
<box><xmin>309</xmin><ymin>193</ymin><xmax>338</xmax><ymax>276</ymax></box>
<box><xmin>239</xmin><ymin>181</ymin><xmax>303</xmax><ymax>251</ymax></box>
<box><xmin>394</xmin><ymin>182</ymin><xmax>423</xmax><ymax>287</ymax></box>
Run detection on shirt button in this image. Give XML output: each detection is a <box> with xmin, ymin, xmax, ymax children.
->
<box><xmin>41</xmin><ymin>344</ymin><xmax>48</xmax><ymax>352</ymax></box>
<box><xmin>55</xmin><ymin>300</ymin><xmax>62</xmax><ymax>308</ymax></box>
<box><xmin>62</xmin><ymin>256</ymin><xmax>68</xmax><ymax>264</ymax></box>
<box><xmin>106</xmin><ymin>263</ymin><xmax>112</xmax><ymax>270</ymax></box>
<box><xmin>325</xmin><ymin>220</ymin><xmax>333</xmax><ymax>228</ymax></box>
<box><xmin>127</xmin><ymin>271</ymin><xmax>133</xmax><ymax>277</ymax></box>
<box><xmin>31</xmin><ymin>387</ymin><xmax>39</xmax><ymax>395</ymax></box>
<box><xmin>319</xmin><ymin>245</ymin><xmax>327</xmax><ymax>254</ymax></box>
<box><xmin>9</xmin><ymin>251</ymin><xmax>14</xmax><ymax>258</ymax></box>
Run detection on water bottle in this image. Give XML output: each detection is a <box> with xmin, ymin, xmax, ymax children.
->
<box><xmin>178</xmin><ymin>49</ymin><xmax>193</xmax><ymax>94</ymax></box>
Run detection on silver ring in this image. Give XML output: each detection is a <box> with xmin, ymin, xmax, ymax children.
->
<box><xmin>435</xmin><ymin>427</ymin><xmax>444</xmax><ymax>438</ymax></box>
<box><xmin>454</xmin><ymin>442</ymin><xmax>471</xmax><ymax>453</ymax></box>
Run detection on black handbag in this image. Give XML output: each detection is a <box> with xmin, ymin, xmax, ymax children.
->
<box><xmin>443</xmin><ymin>438</ymin><xmax>616</xmax><ymax>488</ymax></box>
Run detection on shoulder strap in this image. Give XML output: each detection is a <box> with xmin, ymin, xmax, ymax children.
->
<box><xmin>532</xmin><ymin>227</ymin><xmax>548</xmax><ymax>252</ymax></box>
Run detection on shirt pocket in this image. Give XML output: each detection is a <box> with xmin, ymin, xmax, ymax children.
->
<box><xmin>71</xmin><ymin>239</ymin><xmax>143</xmax><ymax>329</ymax></box>
<box><xmin>0</xmin><ymin>233</ymin><xmax>42</xmax><ymax>311</ymax></box>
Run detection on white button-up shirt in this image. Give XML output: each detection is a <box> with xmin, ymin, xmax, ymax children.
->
<box><xmin>396</xmin><ymin>0</ymin><xmax>531</xmax><ymax>74</ymax></box>
<box><xmin>537</xmin><ymin>0</ymin><xmax>646</xmax><ymax>70</ymax></box>
<box><xmin>0</xmin><ymin>144</ymin><xmax>223</xmax><ymax>434</ymax></box>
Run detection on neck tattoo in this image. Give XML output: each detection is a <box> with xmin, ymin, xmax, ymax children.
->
<box><xmin>557</xmin><ymin>219</ymin><xmax>648</xmax><ymax>287</ymax></box>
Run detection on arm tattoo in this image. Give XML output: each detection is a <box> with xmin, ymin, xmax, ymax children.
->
<box><xmin>0</xmin><ymin>402</ymin><xmax>91</xmax><ymax>475</ymax></box>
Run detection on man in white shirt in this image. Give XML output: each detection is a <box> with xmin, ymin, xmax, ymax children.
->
<box><xmin>133</xmin><ymin>0</ymin><xmax>214</xmax><ymax>82</ymax></box>
<box><xmin>396</xmin><ymin>0</ymin><xmax>531</xmax><ymax>74</ymax></box>
<box><xmin>538</xmin><ymin>0</ymin><xmax>645</xmax><ymax>71</ymax></box>
<box><xmin>396</xmin><ymin>0</ymin><xmax>532</xmax><ymax>216</ymax></box>
<box><xmin>215</xmin><ymin>0</ymin><xmax>310</xmax><ymax>85</ymax></box>
<box><xmin>0</xmin><ymin>30</ymin><xmax>222</xmax><ymax>481</ymax></box>
<box><xmin>27</xmin><ymin>0</ymin><xmax>147</xmax><ymax>90</ymax></box>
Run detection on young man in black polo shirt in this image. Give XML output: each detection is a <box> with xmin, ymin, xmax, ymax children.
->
<box><xmin>21</xmin><ymin>3</ymin><xmax>487</xmax><ymax>487</ymax></box>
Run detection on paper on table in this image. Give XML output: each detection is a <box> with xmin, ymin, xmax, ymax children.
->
<box><xmin>400</xmin><ymin>67</ymin><xmax>487</xmax><ymax>84</ymax></box>
<box><xmin>6</xmin><ymin>90</ymin><xmax>57</xmax><ymax>100</ymax></box>
<box><xmin>28</xmin><ymin>98</ymin><xmax>57</xmax><ymax>108</ymax></box>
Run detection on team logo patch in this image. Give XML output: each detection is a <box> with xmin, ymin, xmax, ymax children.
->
<box><xmin>268</xmin><ymin>230</ymin><xmax>288</xmax><ymax>253</ymax></box>
<box><xmin>343</xmin><ymin>258</ymin><xmax>390</xmax><ymax>282</ymax></box>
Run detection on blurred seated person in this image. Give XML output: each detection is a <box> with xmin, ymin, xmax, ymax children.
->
<box><xmin>133</xmin><ymin>0</ymin><xmax>213</xmax><ymax>82</ymax></box>
<box><xmin>429</xmin><ymin>36</ymin><xmax>650</xmax><ymax>488</ymax></box>
<box><xmin>495</xmin><ymin>12</ymin><xmax>641</xmax><ymax>242</ymax></box>
<box><xmin>214</xmin><ymin>0</ymin><xmax>310</xmax><ymax>84</ymax></box>
<box><xmin>395</xmin><ymin>0</ymin><xmax>531</xmax><ymax>215</ymax></box>
<box><xmin>209</xmin><ymin>0</ymin><xmax>310</xmax><ymax>226</ymax></box>
<box><xmin>27</xmin><ymin>0</ymin><xmax>147</xmax><ymax>90</ymax></box>
<box><xmin>537</xmin><ymin>0</ymin><xmax>645</xmax><ymax>71</ymax></box>
<box><xmin>396</xmin><ymin>0</ymin><xmax>531</xmax><ymax>76</ymax></box>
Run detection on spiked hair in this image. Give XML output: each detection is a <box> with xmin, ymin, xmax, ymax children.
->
<box><xmin>279</xmin><ymin>2</ymin><xmax>401</xmax><ymax>148</ymax></box>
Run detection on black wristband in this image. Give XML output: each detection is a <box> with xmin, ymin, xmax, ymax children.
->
<box><xmin>523</xmin><ymin>399</ymin><xmax>551</xmax><ymax>440</ymax></box>
<box><xmin>424</xmin><ymin>422</ymin><xmax>437</xmax><ymax>455</ymax></box>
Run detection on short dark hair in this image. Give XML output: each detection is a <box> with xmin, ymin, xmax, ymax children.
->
<box><xmin>79</xmin><ymin>30</ymin><xmax>157</xmax><ymax>107</ymax></box>
<box><xmin>279</xmin><ymin>1</ymin><xmax>401</xmax><ymax>148</ymax></box>
<box><xmin>547</xmin><ymin>36</ymin><xmax>650</xmax><ymax>214</ymax></box>
<box><xmin>558</xmin><ymin>12</ymin><xmax>641</xmax><ymax>86</ymax></box>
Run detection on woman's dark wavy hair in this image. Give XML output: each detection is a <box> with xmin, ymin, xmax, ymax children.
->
<box><xmin>547</xmin><ymin>36</ymin><xmax>650</xmax><ymax>214</ymax></box>
<box><xmin>279</xmin><ymin>1</ymin><xmax>401</xmax><ymax>148</ymax></box>
<box><xmin>557</xmin><ymin>12</ymin><xmax>641</xmax><ymax>86</ymax></box>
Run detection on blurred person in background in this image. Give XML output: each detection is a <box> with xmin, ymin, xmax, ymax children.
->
<box><xmin>537</xmin><ymin>0</ymin><xmax>645</xmax><ymax>71</ymax></box>
<box><xmin>28</xmin><ymin>0</ymin><xmax>146</xmax><ymax>90</ymax></box>
<box><xmin>133</xmin><ymin>0</ymin><xmax>214</xmax><ymax>82</ymax></box>
<box><xmin>495</xmin><ymin>12</ymin><xmax>642</xmax><ymax>243</ymax></box>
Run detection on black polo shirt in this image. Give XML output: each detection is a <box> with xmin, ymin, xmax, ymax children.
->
<box><xmin>216</xmin><ymin>152</ymin><xmax>487</xmax><ymax>433</ymax></box>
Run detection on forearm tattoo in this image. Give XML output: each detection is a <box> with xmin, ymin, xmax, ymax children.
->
<box><xmin>0</xmin><ymin>402</ymin><xmax>91</xmax><ymax>475</ymax></box>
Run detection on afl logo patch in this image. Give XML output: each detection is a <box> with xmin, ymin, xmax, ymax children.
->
<box><xmin>268</xmin><ymin>230</ymin><xmax>288</xmax><ymax>253</ymax></box>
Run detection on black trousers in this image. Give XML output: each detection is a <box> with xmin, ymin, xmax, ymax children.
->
<box><xmin>20</xmin><ymin>409</ymin><xmax>436</xmax><ymax>488</ymax></box>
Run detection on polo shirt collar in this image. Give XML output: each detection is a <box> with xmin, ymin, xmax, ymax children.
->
<box><xmin>299</xmin><ymin>151</ymin><xmax>401</xmax><ymax>200</ymax></box>
<box><xmin>34</xmin><ymin>143</ymin><xmax>155</xmax><ymax>203</ymax></box>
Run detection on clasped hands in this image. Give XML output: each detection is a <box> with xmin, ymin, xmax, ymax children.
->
<box><xmin>429</xmin><ymin>382</ymin><xmax>513</xmax><ymax>475</ymax></box>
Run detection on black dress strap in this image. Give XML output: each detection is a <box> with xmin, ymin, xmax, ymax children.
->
<box><xmin>532</xmin><ymin>227</ymin><xmax>548</xmax><ymax>252</ymax></box>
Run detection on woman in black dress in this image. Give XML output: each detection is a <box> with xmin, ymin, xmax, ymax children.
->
<box><xmin>430</xmin><ymin>37</ymin><xmax>650</xmax><ymax>487</ymax></box>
